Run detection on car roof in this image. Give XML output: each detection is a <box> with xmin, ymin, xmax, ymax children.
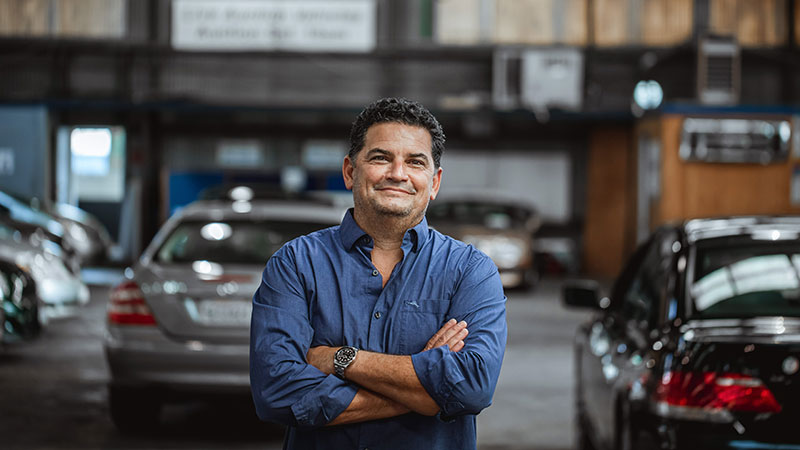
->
<box><xmin>176</xmin><ymin>199</ymin><xmax>349</xmax><ymax>223</ymax></box>
<box><xmin>680</xmin><ymin>216</ymin><xmax>800</xmax><ymax>244</ymax></box>
<box><xmin>139</xmin><ymin>198</ymin><xmax>349</xmax><ymax>265</ymax></box>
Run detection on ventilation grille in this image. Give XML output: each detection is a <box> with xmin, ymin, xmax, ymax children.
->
<box><xmin>697</xmin><ymin>37</ymin><xmax>740</xmax><ymax>105</ymax></box>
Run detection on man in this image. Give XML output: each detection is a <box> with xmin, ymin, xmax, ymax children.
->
<box><xmin>250</xmin><ymin>97</ymin><xmax>507</xmax><ymax>449</ymax></box>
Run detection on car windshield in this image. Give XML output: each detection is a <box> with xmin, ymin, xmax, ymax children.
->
<box><xmin>690</xmin><ymin>242</ymin><xmax>800</xmax><ymax>319</ymax></box>
<box><xmin>155</xmin><ymin>219</ymin><xmax>336</xmax><ymax>264</ymax></box>
<box><xmin>427</xmin><ymin>201</ymin><xmax>531</xmax><ymax>229</ymax></box>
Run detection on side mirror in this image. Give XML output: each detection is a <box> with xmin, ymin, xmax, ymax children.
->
<box><xmin>562</xmin><ymin>279</ymin><xmax>604</xmax><ymax>310</ymax></box>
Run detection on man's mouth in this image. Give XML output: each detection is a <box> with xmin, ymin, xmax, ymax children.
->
<box><xmin>376</xmin><ymin>186</ymin><xmax>414</xmax><ymax>195</ymax></box>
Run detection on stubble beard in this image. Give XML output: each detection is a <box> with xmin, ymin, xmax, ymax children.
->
<box><xmin>352</xmin><ymin>176</ymin><xmax>429</xmax><ymax>225</ymax></box>
<box><xmin>354</xmin><ymin>189</ymin><xmax>416</xmax><ymax>218</ymax></box>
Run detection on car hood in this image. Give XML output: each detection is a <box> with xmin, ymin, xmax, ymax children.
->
<box><xmin>431</xmin><ymin>223</ymin><xmax>531</xmax><ymax>241</ymax></box>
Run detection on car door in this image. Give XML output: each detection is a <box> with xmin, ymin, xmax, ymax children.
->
<box><xmin>582</xmin><ymin>235</ymin><xmax>667</xmax><ymax>449</ymax></box>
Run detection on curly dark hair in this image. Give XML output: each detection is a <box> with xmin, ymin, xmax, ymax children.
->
<box><xmin>349</xmin><ymin>97</ymin><xmax>445</xmax><ymax>169</ymax></box>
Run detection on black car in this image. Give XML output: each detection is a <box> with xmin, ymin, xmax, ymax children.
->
<box><xmin>564</xmin><ymin>217</ymin><xmax>800</xmax><ymax>450</ymax></box>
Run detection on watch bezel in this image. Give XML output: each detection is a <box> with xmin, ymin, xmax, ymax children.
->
<box><xmin>334</xmin><ymin>346</ymin><xmax>358</xmax><ymax>378</ymax></box>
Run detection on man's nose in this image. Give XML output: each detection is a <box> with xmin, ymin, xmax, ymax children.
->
<box><xmin>387</xmin><ymin>159</ymin><xmax>408</xmax><ymax>180</ymax></box>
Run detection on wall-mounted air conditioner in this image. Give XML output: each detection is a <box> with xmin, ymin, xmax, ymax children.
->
<box><xmin>697</xmin><ymin>36</ymin><xmax>740</xmax><ymax>105</ymax></box>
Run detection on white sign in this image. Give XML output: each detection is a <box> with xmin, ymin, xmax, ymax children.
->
<box><xmin>172</xmin><ymin>0</ymin><xmax>376</xmax><ymax>52</ymax></box>
<box><xmin>0</xmin><ymin>148</ymin><xmax>14</xmax><ymax>175</ymax></box>
<box><xmin>302</xmin><ymin>140</ymin><xmax>347</xmax><ymax>169</ymax></box>
<box><xmin>216</xmin><ymin>140</ymin><xmax>265</xmax><ymax>167</ymax></box>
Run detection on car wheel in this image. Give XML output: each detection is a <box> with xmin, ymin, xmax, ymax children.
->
<box><xmin>0</xmin><ymin>306</ymin><xmax>5</xmax><ymax>347</ymax></box>
<box><xmin>574</xmin><ymin>349</ymin><xmax>596</xmax><ymax>450</ymax></box>
<box><xmin>108</xmin><ymin>386</ymin><xmax>162</xmax><ymax>433</ymax></box>
<box><xmin>575</xmin><ymin>409</ymin><xmax>596</xmax><ymax>450</ymax></box>
<box><xmin>521</xmin><ymin>267</ymin><xmax>540</xmax><ymax>291</ymax></box>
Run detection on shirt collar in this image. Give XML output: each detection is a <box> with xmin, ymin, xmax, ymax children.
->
<box><xmin>339</xmin><ymin>208</ymin><xmax>430</xmax><ymax>253</ymax></box>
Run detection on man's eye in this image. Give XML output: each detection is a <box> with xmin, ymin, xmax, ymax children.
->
<box><xmin>409</xmin><ymin>159</ymin><xmax>426</xmax><ymax>167</ymax></box>
<box><xmin>370</xmin><ymin>155</ymin><xmax>388</xmax><ymax>161</ymax></box>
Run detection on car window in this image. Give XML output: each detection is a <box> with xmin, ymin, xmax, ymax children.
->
<box><xmin>155</xmin><ymin>219</ymin><xmax>336</xmax><ymax>264</ymax></box>
<box><xmin>427</xmin><ymin>201</ymin><xmax>531</xmax><ymax>229</ymax></box>
<box><xmin>691</xmin><ymin>242</ymin><xmax>800</xmax><ymax>319</ymax></box>
<box><xmin>619</xmin><ymin>234</ymin><xmax>672</xmax><ymax>329</ymax></box>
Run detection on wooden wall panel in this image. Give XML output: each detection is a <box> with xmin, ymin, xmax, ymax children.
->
<box><xmin>0</xmin><ymin>0</ymin><xmax>126</xmax><ymax>38</ymax></box>
<box><xmin>592</xmin><ymin>0</ymin><xmax>629</xmax><ymax>46</ymax></box>
<box><xmin>57</xmin><ymin>0</ymin><xmax>126</xmax><ymax>38</ymax></box>
<box><xmin>761</xmin><ymin>0</ymin><xmax>788</xmax><ymax>46</ymax></box>
<box><xmin>494</xmin><ymin>0</ymin><xmax>555</xmax><ymax>45</ymax></box>
<box><xmin>563</xmin><ymin>0</ymin><xmax>589</xmax><ymax>45</ymax></box>
<box><xmin>656</xmin><ymin>114</ymin><xmax>800</xmax><ymax>226</ymax></box>
<box><xmin>641</xmin><ymin>0</ymin><xmax>693</xmax><ymax>46</ymax></box>
<box><xmin>494</xmin><ymin>0</ymin><xmax>588</xmax><ymax>45</ymax></box>
<box><xmin>437</xmin><ymin>0</ymin><xmax>588</xmax><ymax>45</ymax></box>
<box><xmin>710</xmin><ymin>0</ymin><xmax>788</xmax><ymax>47</ymax></box>
<box><xmin>435</xmin><ymin>0</ymin><xmax>484</xmax><ymax>44</ymax></box>
<box><xmin>583</xmin><ymin>127</ymin><xmax>632</xmax><ymax>277</ymax></box>
<box><xmin>593</xmin><ymin>0</ymin><xmax>692</xmax><ymax>47</ymax></box>
<box><xmin>795</xmin><ymin>0</ymin><xmax>800</xmax><ymax>45</ymax></box>
<box><xmin>655</xmin><ymin>116</ymin><xmax>686</xmax><ymax>224</ymax></box>
<box><xmin>0</xmin><ymin>0</ymin><xmax>50</xmax><ymax>36</ymax></box>
<box><xmin>682</xmin><ymin>162</ymin><xmax>790</xmax><ymax>217</ymax></box>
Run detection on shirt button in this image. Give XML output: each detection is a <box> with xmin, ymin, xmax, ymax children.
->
<box><xmin>374</xmin><ymin>311</ymin><xmax>382</xmax><ymax>319</ymax></box>
<box><xmin>372</xmin><ymin>269</ymin><xmax>379</xmax><ymax>276</ymax></box>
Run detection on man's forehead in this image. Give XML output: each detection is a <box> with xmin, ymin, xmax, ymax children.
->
<box><xmin>362</xmin><ymin>122</ymin><xmax>433</xmax><ymax>155</ymax></box>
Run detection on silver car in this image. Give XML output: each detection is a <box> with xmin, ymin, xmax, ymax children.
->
<box><xmin>0</xmin><ymin>222</ymin><xmax>89</xmax><ymax>323</ymax></box>
<box><xmin>104</xmin><ymin>198</ymin><xmax>347</xmax><ymax>431</ymax></box>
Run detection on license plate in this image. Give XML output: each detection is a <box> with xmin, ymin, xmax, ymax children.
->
<box><xmin>196</xmin><ymin>299</ymin><xmax>252</xmax><ymax>326</ymax></box>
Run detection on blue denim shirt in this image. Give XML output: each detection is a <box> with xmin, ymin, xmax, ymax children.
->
<box><xmin>250</xmin><ymin>209</ymin><xmax>507</xmax><ymax>450</ymax></box>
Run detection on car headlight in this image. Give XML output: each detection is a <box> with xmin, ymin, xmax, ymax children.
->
<box><xmin>463</xmin><ymin>235</ymin><xmax>526</xmax><ymax>268</ymax></box>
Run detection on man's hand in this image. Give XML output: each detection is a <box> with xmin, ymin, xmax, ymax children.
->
<box><xmin>307</xmin><ymin>345</ymin><xmax>337</xmax><ymax>375</ymax></box>
<box><xmin>423</xmin><ymin>318</ymin><xmax>468</xmax><ymax>352</ymax></box>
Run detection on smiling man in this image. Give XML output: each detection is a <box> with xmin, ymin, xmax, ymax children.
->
<box><xmin>250</xmin><ymin>98</ymin><xmax>507</xmax><ymax>450</ymax></box>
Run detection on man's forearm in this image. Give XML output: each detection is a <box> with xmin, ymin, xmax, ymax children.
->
<box><xmin>327</xmin><ymin>388</ymin><xmax>409</xmax><ymax>426</ymax></box>
<box><xmin>306</xmin><ymin>320</ymin><xmax>468</xmax><ymax>417</ymax></box>
<box><xmin>344</xmin><ymin>351</ymin><xmax>440</xmax><ymax>416</ymax></box>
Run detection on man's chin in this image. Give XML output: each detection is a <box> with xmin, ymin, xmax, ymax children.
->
<box><xmin>373</xmin><ymin>205</ymin><xmax>412</xmax><ymax>217</ymax></box>
<box><xmin>369</xmin><ymin>200</ymin><xmax>414</xmax><ymax>217</ymax></box>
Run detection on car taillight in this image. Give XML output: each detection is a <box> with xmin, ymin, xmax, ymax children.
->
<box><xmin>654</xmin><ymin>371</ymin><xmax>781</xmax><ymax>422</ymax></box>
<box><xmin>108</xmin><ymin>281</ymin><xmax>156</xmax><ymax>326</ymax></box>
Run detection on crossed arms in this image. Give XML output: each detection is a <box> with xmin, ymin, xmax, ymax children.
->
<box><xmin>307</xmin><ymin>319</ymin><xmax>469</xmax><ymax>425</ymax></box>
<box><xmin>250</xmin><ymin>252</ymin><xmax>507</xmax><ymax>429</ymax></box>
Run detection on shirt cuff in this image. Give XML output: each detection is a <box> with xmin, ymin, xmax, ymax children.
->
<box><xmin>411</xmin><ymin>346</ymin><xmax>466</xmax><ymax>416</ymax></box>
<box><xmin>290</xmin><ymin>374</ymin><xmax>358</xmax><ymax>428</ymax></box>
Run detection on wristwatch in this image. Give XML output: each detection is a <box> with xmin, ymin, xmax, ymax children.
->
<box><xmin>333</xmin><ymin>346</ymin><xmax>358</xmax><ymax>379</ymax></box>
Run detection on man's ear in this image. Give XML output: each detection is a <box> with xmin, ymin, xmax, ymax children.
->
<box><xmin>342</xmin><ymin>155</ymin><xmax>355</xmax><ymax>190</ymax></box>
<box><xmin>429</xmin><ymin>167</ymin><xmax>443</xmax><ymax>201</ymax></box>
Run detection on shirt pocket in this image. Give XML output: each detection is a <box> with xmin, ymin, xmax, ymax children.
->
<box><xmin>398</xmin><ymin>299</ymin><xmax>451</xmax><ymax>354</ymax></box>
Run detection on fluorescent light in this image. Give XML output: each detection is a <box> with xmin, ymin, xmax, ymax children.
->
<box><xmin>71</xmin><ymin>128</ymin><xmax>112</xmax><ymax>158</ymax></box>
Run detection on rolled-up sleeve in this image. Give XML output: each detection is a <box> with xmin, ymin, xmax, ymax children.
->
<box><xmin>411</xmin><ymin>252</ymin><xmax>507</xmax><ymax>419</ymax></box>
<box><xmin>250</xmin><ymin>250</ymin><xmax>357</xmax><ymax>428</ymax></box>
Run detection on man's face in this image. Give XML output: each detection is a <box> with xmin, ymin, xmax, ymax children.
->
<box><xmin>343</xmin><ymin>122</ymin><xmax>442</xmax><ymax>222</ymax></box>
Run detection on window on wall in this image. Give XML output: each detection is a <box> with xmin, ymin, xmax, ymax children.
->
<box><xmin>69</xmin><ymin>126</ymin><xmax>126</xmax><ymax>203</ymax></box>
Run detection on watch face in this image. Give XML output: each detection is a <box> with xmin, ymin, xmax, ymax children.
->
<box><xmin>335</xmin><ymin>347</ymin><xmax>357</xmax><ymax>364</ymax></box>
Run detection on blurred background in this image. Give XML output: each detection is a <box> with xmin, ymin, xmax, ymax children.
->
<box><xmin>0</xmin><ymin>0</ymin><xmax>798</xmax><ymax>449</ymax></box>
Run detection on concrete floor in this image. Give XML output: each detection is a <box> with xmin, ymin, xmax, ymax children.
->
<box><xmin>0</xmin><ymin>274</ymin><xmax>593</xmax><ymax>449</ymax></box>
